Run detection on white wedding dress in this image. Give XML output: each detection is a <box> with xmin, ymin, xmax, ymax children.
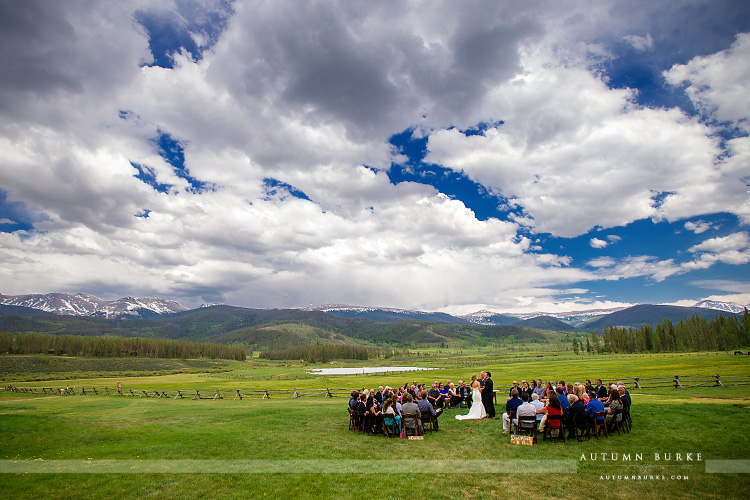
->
<box><xmin>455</xmin><ymin>386</ymin><xmax>487</xmax><ymax>420</ymax></box>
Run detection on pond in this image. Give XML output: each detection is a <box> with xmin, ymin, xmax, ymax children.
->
<box><xmin>308</xmin><ymin>366</ymin><xmax>437</xmax><ymax>376</ymax></box>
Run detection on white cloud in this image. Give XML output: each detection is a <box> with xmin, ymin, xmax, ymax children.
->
<box><xmin>587</xmin><ymin>257</ymin><xmax>616</xmax><ymax>268</ymax></box>
<box><xmin>684</xmin><ymin>220</ymin><xmax>713</xmax><ymax>234</ymax></box>
<box><xmin>665</xmin><ymin>33</ymin><xmax>750</xmax><ymax>133</ymax></box>
<box><xmin>590</xmin><ymin>238</ymin><xmax>608</xmax><ymax>249</ymax></box>
<box><xmin>623</xmin><ymin>33</ymin><xmax>654</xmax><ymax>52</ymax></box>
<box><xmin>682</xmin><ymin>232</ymin><xmax>750</xmax><ymax>270</ymax></box>
<box><xmin>425</xmin><ymin>54</ymin><xmax>726</xmax><ymax>237</ymax></box>
<box><xmin>0</xmin><ymin>218</ymin><xmax>15</xmax><ymax>225</ymax></box>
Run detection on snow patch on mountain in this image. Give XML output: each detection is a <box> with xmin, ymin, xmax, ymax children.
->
<box><xmin>693</xmin><ymin>300</ymin><xmax>748</xmax><ymax>314</ymax></box>
<box><xmin>0</xmin><ymin>292</ymin><xmax>188</xmax><ymax>318</ymax></box>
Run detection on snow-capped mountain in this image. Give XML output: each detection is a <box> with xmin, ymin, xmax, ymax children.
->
<box><xmin>693</xmin><ymin>300</ymin><xmax>748</xmax><ymax>314</ymax></box>
<box><xmin>0</xmin><ymin>292</ymin><xmax>188</xmax><ymax>318</ymax></box>
<box><xmin>459</xmin><ymin>310</ymin><xmax>519</xmax><ymax>325</ymax></box>
<box><xmin>510</xmin><ymin>307</ymin><xmax>629</xmax><ymax>322</ymax></box>
<box><xmin>460</xmin><ymin>307</ymin><xmax>628</xmax><ymax>326</ymax></box>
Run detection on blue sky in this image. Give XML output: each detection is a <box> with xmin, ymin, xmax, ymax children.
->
<box><xmin>0</xmin><ymin>1</ymin><xmax>749</xmax><ymax>314</ymax></box>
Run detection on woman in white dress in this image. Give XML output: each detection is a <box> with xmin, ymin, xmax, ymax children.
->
<box><xmin>456</xmin><ymin>374</ymin><xmax>487</xmax><ymax>420</ymax></box>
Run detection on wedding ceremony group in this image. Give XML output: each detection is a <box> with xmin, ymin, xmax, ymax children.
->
<box><xmin>347</xmin><ymin>372</ymin><xmax>633</xmax><ymax>443</ymax></box>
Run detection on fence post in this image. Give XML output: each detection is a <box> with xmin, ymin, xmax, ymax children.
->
<box><xmin>262</xmin><ymin>389</ymin><xmax>270</xmax><ymax>399</ymax></box>
<box><xmin>326</xmin><ymin>388</ymin><xmax>333</xmax><ymax>398</ymax></box>
<box><xmin>633</xmin><ymin>377</ymin><xmax>641</xmax><ymax>389</ymax></box>
<box><xmin>234</xmin><ymin>389</ymin><xmax>243</xmax><ymax>400</ymax></box>
<box><xmin>673</xmin><ymin>375</ymin><xmax>682</xmax><ymax>388</ymax></box>
<box><xmin>715</xmin><ymin>375</ymin><xmax>724</xmax><ymax>387</ymax></box>
<box><xmin>293</xmin><ymin>388</ymin><xmax>300</xmax><ymax>398</ymax></box>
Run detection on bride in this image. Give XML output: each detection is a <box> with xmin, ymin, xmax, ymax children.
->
<box><xmin>455</xmin><ymin>374</ymin><xmax>487</xmax><ymax>420</ymax></box>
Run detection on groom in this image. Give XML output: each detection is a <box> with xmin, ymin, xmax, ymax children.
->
<box><xmin>482</xmin><ymin>371</ymin><xmax>496</xmax><ymax>418</ymax></box>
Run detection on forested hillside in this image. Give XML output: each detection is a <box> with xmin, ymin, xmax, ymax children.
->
<box><xmin>0</xmin><ymin>306</ymin><xmax>550</xmax><ymax>349</ymax></box>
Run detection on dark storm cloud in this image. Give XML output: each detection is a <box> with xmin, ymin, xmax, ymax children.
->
<box><xmin>0</xmin><ymin>1</ymin><xmax>82</xmax><ymax>96</ymax></box>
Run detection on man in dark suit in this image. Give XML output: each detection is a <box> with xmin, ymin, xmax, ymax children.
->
<box><xmin>374</xmin><ymin>386</ymin><xmax>384</xmax><ymax>405</ymax></box>
<box><xmin>482</xmin><ymin>371</ymin><xmax>495</xmax><ymax>418</ymax></box>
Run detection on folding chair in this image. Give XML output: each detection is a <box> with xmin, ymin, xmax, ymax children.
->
<box><xmin>402</xmin><ymin>412</ymin><xmax>422</xmax><ymax>437</ymax></box>
<box><xmin>421</xmin><ymin>411</ymin><xmax>438</xmax><ymax>432</ymax></box>
<box><xmin>542</xmin><ymin>414</ymin><xmax>565</xmax><ymax>443</ymax></box>
<box><xmin>591</xmin><ymin>411</ymin><xmax>608</xmax><ymax>439</ymax></box>
<box><xmin>383</xmin><ymin>414</ymin><xmax>399</xmax><ymax>438</ymax></box>
<box><xmin>572</xmin><ymin>413</ymin><xmax>590</xmax><ymax>442</ymax></box>
<box><xmin>515</xmin><ymin>414</ymin><xmax>538</xmax><ymax>443</ymax></box>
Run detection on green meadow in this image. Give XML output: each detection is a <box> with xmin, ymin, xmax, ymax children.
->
<box><xmin>1</xmin><ymin>351</ymin><xmax>749</xmax><ymax>499</ymax></box>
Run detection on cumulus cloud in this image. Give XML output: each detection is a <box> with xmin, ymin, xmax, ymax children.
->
<box><xmin>682</xmin><ymin>232</ymin><xmax>750</xmax><ymax>270</ymax></box>
<box><xmin>590</xmin><ymin>238</ymin><xmax>608</xmax><ymax>249</ymax></box>
<box><xmin>684</xmin><ymin>220</ymin><xmax>713</xmax><ymax>234</ymax></box>
<box><xmin>665</xmin><ymin>33</ymin><xmax>750</xmax><ymax>133</ymax></box>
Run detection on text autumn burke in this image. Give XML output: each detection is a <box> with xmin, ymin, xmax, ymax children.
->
<box><xmin>580</xmin><ymin>453</ymin><xmax>703</xmax><ymax>462</ymax></box>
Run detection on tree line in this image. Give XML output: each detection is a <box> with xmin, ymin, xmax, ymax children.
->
<box><xmin>0</xmin><ymin>332</ymin><xmax>246</xmax><ymax>361</ymax></box>
<box><xmin>570</xmin><ymin>310</ymin><xmax>750</xmax><ymax>354</ymax></box>
<box><xmin>260</xmin><ymin>344</ymin><xmax>393</xmax><ymax>363</ymax></box>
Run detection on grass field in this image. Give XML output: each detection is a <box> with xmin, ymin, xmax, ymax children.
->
<box><xmin>1</xmin><ymin>351</ymin><xmax>749</xmax><ymax>499</ymax></box>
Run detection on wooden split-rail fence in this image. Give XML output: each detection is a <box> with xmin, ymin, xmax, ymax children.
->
<box><xmin>5</xmin><ymin>375</ymin><xmax>750</xmax><ymax>401</ymax></box>
<box><xmin>4</xmin><ymin>385</ymin><xmax>356</xmax><ymax>400</ymax></box>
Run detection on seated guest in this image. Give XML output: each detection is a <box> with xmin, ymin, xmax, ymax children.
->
<box><xmin>365</xmin><ymin>395</ymin><xmax>382</xmax><ymax>434</ymax></box>
<box><xmin>408</xmin><ymin>385</ymin><xmax>418</xmax><ymax>400</ymax></box>
<box><xmin>618</xmin><ymin>385</ymin><xmax>631</xmax><ymax>409</ymax></box>
<box><xmin>566</xmin><ymin>382</ymin><xmax>574</xmax><ymax>397</ymax></box>
<box><xmin>508</xmin><ymin>380</ymin><xmax>522</xmax><ymax>397</ymax></box>
<box><xmin>521</xmin><ymin>380</ymin><xmax>533</xmax><ymax>399</ymax></box>
<box><xmin>459</xmin><ymin>381</ymin><xmax>471</xmax><ymax>407</ymax></box>
<box><xmin>427</xmin><ymin>382</ymin><xmax>442</xmax><ymax>408</ymax></box>
<box><xmin>543</xmin><ymin>381</ymin><xmax>555</xmax><ymax>401</ymax></box>
<box><xmin>530</xmin><ymin>393</ymin><xmax>544</xmax><ymax>423</ymax></box>
<box><xmin>557</xmin><ymin>381</ymin><xmax>567</xmax><ymax>395</ymax></box>
<box><xmin>538</xmin><ymin>393</ymin><xmax>562</xmax><ymax>434</ymax></box>
<box><xmin>585</xmin><ymin>390</ymin><xmax>606</xmax><ymax>426</ymax></box>
<box><xmin>502</xmin><ymin>389</ymin><xmax>523</xmax><ymax>434</ymax></box>
<box><xmin>605</xmin><ymin>389</ymin><xmax>623</xmax><ymax>430</ymax></box>
<box><xmin>564</xmin><ymin>394</ymin><xmax>587</xmax><ymax>439</ymax></box>
<box><xmin>532</xmin><ymin>379</ymin><xmax>546</xmax><ymax>400</ymax></box>
<box><xmin>584</xmin><ymin>380</ymin><xmax>593</xmax><ymax>394</ymax></box>
<box><xmin>555</xmin><ymin>387</ymin><xmax>571</xmax><ymax>411</ymax></box>
<box><xmin>382</xmin><ymin>397</ymin><xmax>401</xmax><ymax>433</ymax></box>
<box><xmin>401</xmin><ymin>393</ymin><xmax>422</xmax><ymax>434</ymax></box>
<box><xmin>574</xmin><ymin>385</ymin><xmax>587</xmax><ymax>405</ymax></box>
<box><xmin>375</xmin><ymin>386</ymin><xmax>384</xmax><ymax>405</ymax></box>
<box><xmin>512</xmin><ymin>392</ymin><xmax>537</xmax><ymax>434</ymax></box>
<box><xmin>595</xmin><ymin>379</ymin><xmax>608</xmax><ymax>400</ymax></box>
<box><xmin>438</xmin><ymin>382</ymin><xmax>449</xmax><ymax>407</ymax></box>
<box><xmin>418</xmin><ymin>390</ymin><xmax>442</xmax><ymax>430</ymax></box>
<box><xmin>356</xmin><ymin>392</ymin><xmax>368</xmax><ymax>418</ymax></box>
<box><xmin>349</xmin><ymin>390</ymin><xmax>360</xmax><ymax>412</ymax></box>
<box><xmin>509</xmin><ymin>380</ymin><xmax>522</xmax><ymax>397</ymax></box>
<box><xmin>448</xmin><ymin>383</ymin><xmax>462</xmax><ymax>408</ymax></box>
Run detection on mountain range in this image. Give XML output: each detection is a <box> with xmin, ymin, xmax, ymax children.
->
<box><xmin>0</xmin><ymin>292</ymin><xmax>746</xmax><ymax>329</ymax></box>
<box><xmin>0</xmin><ymin>293</ymin><xmax>188</xmax><ymax>319</ymax></box>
